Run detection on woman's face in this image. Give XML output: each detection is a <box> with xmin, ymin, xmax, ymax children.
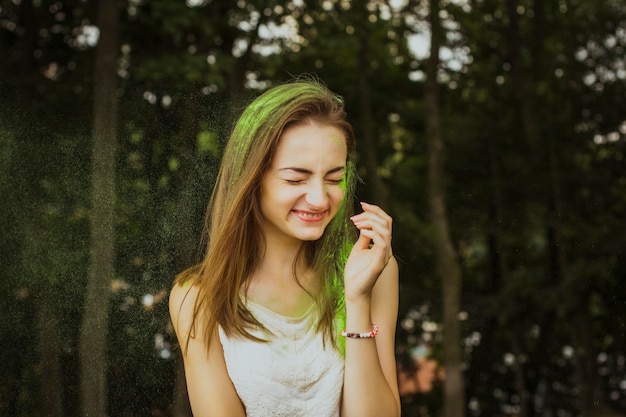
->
<box><xmin>259</xmin><ymin>121</ymin><xmax>348</xmax><ymax>245</ymax></box>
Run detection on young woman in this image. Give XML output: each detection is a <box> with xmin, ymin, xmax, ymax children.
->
<box><xmin>169</xmin><ymin>78</ymin><xmax>400</xmax><ymax>417</ymax></box>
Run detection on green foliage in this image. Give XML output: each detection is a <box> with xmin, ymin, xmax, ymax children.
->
<box><xmin>1</xmin><ymin>0</ymin><xmax>625</xmax><ymax>416</ymax></box>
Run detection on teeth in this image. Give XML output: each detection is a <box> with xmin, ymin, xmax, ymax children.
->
<box><xmin>298</xmin><ymin>211</ymin><xmax>323</xmax><ymax>218</ymax></box>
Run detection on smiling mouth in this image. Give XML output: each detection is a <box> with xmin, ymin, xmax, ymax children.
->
<box><xmin>292</xmin><ymin>210</ymin><xmax>327</xmax><ymax>222</ymax></box>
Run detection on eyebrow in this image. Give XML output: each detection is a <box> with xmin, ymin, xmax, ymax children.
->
<box><xmin>278</xmin><ymin>166</ymin><xmax>345</xmax><ymax>175</ymax></box>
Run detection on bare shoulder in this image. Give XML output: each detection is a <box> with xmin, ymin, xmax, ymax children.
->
<box><xmin>168</xmin><ymin>280</ymin><xmax>247</xmax><ymax>416</ymax></box>
<box><xmin>169</xmin><ymin>280</ymin><xmax>199</xmax><ymax>314</ymax></box>
<box><xmin>169</xmin><ymin>281</ymin><xmax>201</xmax><ymax>345</ymax></box>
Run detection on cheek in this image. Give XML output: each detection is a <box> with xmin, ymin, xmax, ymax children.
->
<box><xmin>268</xmin><ymin>187</ymin><xmax>302</xmax><ymax>208</ymax></box>
<box><xmin>328</xmin><ymin>186</ymin><xmax>345</xmax><ymax>205</ymax></box>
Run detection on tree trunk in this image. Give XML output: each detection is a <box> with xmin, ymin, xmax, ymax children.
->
<box><xmin>424</xmin><ymin>1</ymin><xmax>465</xmax><ymax>417</ymax></box>
<box><xmin>168</xmin><ymin>86</ymin><xmax>205</xmax><ymax>417</ymax></box>
<box><xmin>78</xmin><ymin>1</ymin><xmax>119</xmax><ymax>416</ymax></box>
<box><xmin>488</xmin><ymin>134</ymin><xmax>532</xmax><ymax>417</ymax></box>
<box><xmin>505</xmin><ymin>0</ymin><xmax>540</xmax><ymax>151</ymax></box>
<box><xmin>37</xmin><ymin>290</ymin><xmax>64</xmax><ymax>417</ymax></box>
<box><xmin>357</xmin><ymin>32</ymin><xmax>390</xmax><ymax>209</ymax></box>
<box><xmin>505</xmin><ymin>2</ymin><xmax>610</xmax><ymax>415</ymax></box>
<box><xmin>15</xmin><ymin>0</ymin><xmax>37</xmax><ymax>70</ymax></box>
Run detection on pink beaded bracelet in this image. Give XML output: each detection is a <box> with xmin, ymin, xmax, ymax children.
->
<box><xmin>340</xmin><ymin>324</ymin><xmax>379</xmax><ymax>338</ymax></box>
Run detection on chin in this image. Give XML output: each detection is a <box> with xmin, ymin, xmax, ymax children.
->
<box><xmin>297</xmin><ymin>233</ymin><xmax>324</xmax><ymax>242</ymax></box>
<box><xmin>295</xmin><ymin>228</ymin><xmax>326</xmax><ymax>242</ymax></box>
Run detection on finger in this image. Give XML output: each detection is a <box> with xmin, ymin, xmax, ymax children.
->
<box><xmin>351</xmin><ymin>209</ymin><xmax>391</xmax><ymax>230</ymax></box>
<box><xmin>354</xmin><ymin>229</ymin><xmax>374</xmax><ymax>250</ymax></box>
<box><xmin>360</xmin><ymin>202</ymin><xmax>393</xmax><ymax>225</ymax></box>
<box><xmin>358</xmin><ymin>203</ymin><xmax>393</xmax><ymax>257</ymax></box>
<box><xmin>363</xmin><ymin>220</ymin><xmax>393</xmax><ymax>257</ymax></box>
<box><xmin>352</xmin><ymin>215</ymin><xmax>392</xmax><ymax>244</ymax></box>
<box><xmin>358</xmin><ymin>228</ymin><xmax>391</xmax><ymax>258</ymax></box>
<box><xmin>352</xmin><ymin>212</ymin><xmax>391</xmax><ymax>237</ymax></box>
<box><xmin>351</xmin><ymin>203</ymin><xmax>392</xmax><ymax>231</ymax></box>
<box><xmin>351</xmin><ymin>216</ymin><xmax>389</xmax><ymax>234</ymax></box>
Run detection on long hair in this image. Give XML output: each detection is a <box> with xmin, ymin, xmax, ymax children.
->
<box><xmin>175</xmin><ymin>78</ymin><xmax>357</xmax><ymax>353</ymax></box>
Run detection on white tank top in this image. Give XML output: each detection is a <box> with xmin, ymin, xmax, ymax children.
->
<box><xmin>218</xmin><ymin>300</ymin><xmax>344</xmax><ymax>417</ymax></box>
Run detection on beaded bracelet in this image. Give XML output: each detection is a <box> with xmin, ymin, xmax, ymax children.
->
<box><xmin>340</xmin><ymin>324</ymin><xmax>379</xmax><ymax>338</ymax></box>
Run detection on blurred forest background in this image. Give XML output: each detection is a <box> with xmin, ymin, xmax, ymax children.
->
<box><xmin>1</xmin><ymin>0</ymin><xmax>625</xmax><ymax>417</ymax></box>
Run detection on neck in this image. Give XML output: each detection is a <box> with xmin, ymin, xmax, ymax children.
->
<box><xmin>257</xmin><ymin>238</ymin><xmax>307</xmax><ymax>282</ymax></box>
<box><xmin>245</xmin><ymin>239</ymin><xmax>320</xmax><ymax>312</ymax></box>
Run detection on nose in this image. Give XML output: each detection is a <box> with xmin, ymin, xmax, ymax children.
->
<box><xmin>304</xmin><ymin>180</ymin><xmax>328</xmax><ymax>209</ymax></box>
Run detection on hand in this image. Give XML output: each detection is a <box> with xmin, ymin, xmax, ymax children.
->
<box><xmin>344</xmin><ymin>202</ymin><xmax>393</xmax><ymax>302</ymax></box>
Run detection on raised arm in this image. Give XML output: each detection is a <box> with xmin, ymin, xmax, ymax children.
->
<box><xmin>169</xmin><ymin>283</ymin><xmax>246</xmax><ymax>417</ymax></box>
<box><xmin>342</xmin><ymin>202</ymin><xmax>401</xmax><ymax>417</ymax></box>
